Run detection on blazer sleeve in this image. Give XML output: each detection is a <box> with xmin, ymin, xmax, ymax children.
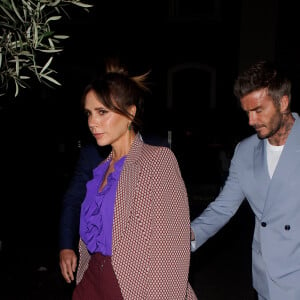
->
<box><xmin>58</xmin><ymin>144</ymin><xmax>104</xmax><ymax>250</ymax></box>
<box><xmin>148</xmin><ymin>147</ymin><xmax>192</xmax><ymax>299</ymax></box>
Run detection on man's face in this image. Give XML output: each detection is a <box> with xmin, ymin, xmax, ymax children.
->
<box><xmin>240</xmin><ymin>88</ymin><xmax>283</xmax><ymax>139</ymax></box>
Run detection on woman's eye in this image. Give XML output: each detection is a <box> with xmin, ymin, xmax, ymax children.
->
<box><xmin>98</xmin><ymin>109</ymin><xmax>108</xmax><ymax>115</ymax></box>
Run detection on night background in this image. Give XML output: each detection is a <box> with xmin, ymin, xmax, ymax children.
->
<box><xmin>1</xmin><ymin>0</ymin><xmax>300</xmax><ymax>299</ymax></box>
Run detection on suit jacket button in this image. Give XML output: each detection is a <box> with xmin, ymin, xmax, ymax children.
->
<box><xmin>261</xmin><ymin>222</ymin><xmax>267</xmax><ymax>227</ymax></box>
<box><xmin>284</xmin><ymin>225</ymin><xmax>291</xmax><ymax>231</ymax></box>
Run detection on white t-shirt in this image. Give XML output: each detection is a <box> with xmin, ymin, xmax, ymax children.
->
<box><xmin>266</xmin><ymin>139</ymin><xmax>284</xmax><ymax>178</ymax></box>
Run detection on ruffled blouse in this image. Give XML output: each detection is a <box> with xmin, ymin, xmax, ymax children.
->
<box><xmin>79</xmin><ymin>156</ymin><xmax>126</xmax><ymax>255</ymax></box>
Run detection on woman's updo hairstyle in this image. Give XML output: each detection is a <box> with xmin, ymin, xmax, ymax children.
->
<box><xmin>82</xmin><ymin>58</ymin><xmax>151</xmax><ymax>133</ymax></box>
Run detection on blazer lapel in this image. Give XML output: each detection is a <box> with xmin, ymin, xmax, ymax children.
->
<box><xmin>112</xmin><ymin>135</ymin><xmax>142</xmax><ymax>251</ymax></box>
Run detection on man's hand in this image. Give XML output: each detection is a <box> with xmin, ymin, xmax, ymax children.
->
<box><xmin>59</xmin><ymin>249</ymin><xmax>77</xmax><ymax>283</ymax></box>
<box><xmin>190</xmin><ymin>228</ymin><xmax>195</xmax><ymax>241</ymax></box>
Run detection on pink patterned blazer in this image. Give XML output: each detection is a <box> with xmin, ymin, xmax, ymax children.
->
<box><xmin>76</xmin><ymin>134</ymin><xmax>197</xmax><ymax>299</ymax></box>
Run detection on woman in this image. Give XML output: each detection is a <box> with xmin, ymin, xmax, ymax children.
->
<box><xmin>72</xmin><ymin>61</ymin><xmax>197</xmax><ymax>299</ymax></box>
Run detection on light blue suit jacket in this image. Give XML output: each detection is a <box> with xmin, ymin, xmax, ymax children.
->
<box><xmin>191</xmin><ymin>113</ymin><xmax>300</xmax><ymax>299</ymax></box>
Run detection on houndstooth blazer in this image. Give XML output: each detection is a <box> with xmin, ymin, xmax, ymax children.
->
<box><xmin>76</xmin><ymin>134</ymin><xmax>197</xmax><ymax>299</ymax></box>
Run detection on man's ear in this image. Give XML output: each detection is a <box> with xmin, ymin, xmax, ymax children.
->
<box><xmin>280</xmin><ymin>95</ymin><xmax>289</xmax><ymax>113</ymax></box>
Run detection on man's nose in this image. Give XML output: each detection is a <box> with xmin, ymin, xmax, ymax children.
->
<box><xmin>248</xmin><ymin>111</ymin><xmax>256</xmax><ymax>126</ymax></box>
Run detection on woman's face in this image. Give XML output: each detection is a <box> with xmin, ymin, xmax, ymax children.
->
<box><xmin>84</xmin><ymin>90</ymin><xmax>135</xmax><ymax>147</ymax></box>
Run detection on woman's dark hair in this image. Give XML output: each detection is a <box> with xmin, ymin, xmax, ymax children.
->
<box><xmin>82</xmin><ymin>60</ymin><xmax>150</xmax><ymax>133</ymax></box>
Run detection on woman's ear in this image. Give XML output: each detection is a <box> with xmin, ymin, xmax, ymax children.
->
<box><xmin>129</xmin><ymin>105</ymin><xmax>136</xmax><ymax>118</ymax></box>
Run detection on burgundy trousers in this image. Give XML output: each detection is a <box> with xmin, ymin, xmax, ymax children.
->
<box><xmin>72</xmin><ymin>252</ymin><xmax>123</xmax><ymax>300</ymax></box>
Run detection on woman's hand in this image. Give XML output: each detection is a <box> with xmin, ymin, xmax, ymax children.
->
<box><xmin>59</xmin><ymin>249</ymin><xmax>77</xmax><ymax>283</ymax></box>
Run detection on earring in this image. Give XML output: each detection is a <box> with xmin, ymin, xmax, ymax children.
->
<box><xmin>128</xmin><ymin>123</ymin><xmax>132</xmax><ymax>131</ymax></box>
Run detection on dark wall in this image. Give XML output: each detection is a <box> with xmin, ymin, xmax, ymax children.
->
<box><xmin>1</xmin><ymin>0</ymin><xmax>300</xmax><ymax>249</ymax></box>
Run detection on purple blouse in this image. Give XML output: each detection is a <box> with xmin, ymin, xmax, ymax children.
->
<box><xmin>79</xmin><ymin>156</ymin><xmax>126</xmax><ymax>255</ymax></box>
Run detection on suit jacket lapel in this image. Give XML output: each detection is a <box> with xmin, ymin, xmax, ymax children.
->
<box><xmin>253</xmin><ymin>139</ymin><xmax>271</xmax><ymax>215</ymax></box>
<box><xmin>254</xmin><ymin>139</ymin><xmax>269</xmax><ymax>183</ymax></box>
<box><xmin>263</xmin><ymin>116</ymin><xmax>300</xmax><ymax>215</ymax></box>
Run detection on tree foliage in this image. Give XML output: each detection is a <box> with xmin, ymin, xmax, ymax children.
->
<box><xmin>0</xmin><ymin>0</ymin><xmax>93</xmax><ymax>97</ymax></box>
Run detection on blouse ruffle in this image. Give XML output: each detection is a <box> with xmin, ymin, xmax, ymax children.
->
<box><xmin>80</xmin><ymin>156</ymin><xmax>126</xmax><ymax>255</ymax></box>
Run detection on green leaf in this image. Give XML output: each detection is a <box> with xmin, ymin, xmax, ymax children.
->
<box><xmin>53</xmin><ymin>35</ymin><xmax>69</xmax><ymax>39</ymax></box>
<box><xmin>0</xmin><ymin>6</ymin><xmax>15</xmax><ymax>22</ymax></box>
<box><xmin>38</xmin><ymin>49</ymin><xmax>63</xmax><ymax>53</ymax></box>
<box><xmin>46</xmin><ymin>15</ymin><xmax>62</xmax><ymax>23</ymax></box>
<box><xmin>15</xmin><ymin>55</ymin><xmax>19</xmax><ymax>75</ymax></box>
<box><xmin>45</xmin><ymin>0</ymin><xmax>62</xmax><ymax>7</ymax></box>
<box><xmin>40</xmin><ymin>73</ymin><xmax>61</xmax><ymax>86</ymax></box>
<box><xmin>14</xmin><ymin>79</ymin><xmax>19</xmax><ymax>97</ymax></box>
<box><xmin>11</xmin><ymin>0</ymin><xmax>24</xmax><ymax>23</ymax></box>
<box><xmin>71</xmin><ymin>2</ymin><xmax>93</xmax><ymax>8</ymax></box>
<box><xmin>40</xmin><ymin>56</ymin><xmax>53</xmax><ymax>74</ymax></box>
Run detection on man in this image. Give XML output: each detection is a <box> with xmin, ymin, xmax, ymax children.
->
<box><xmin>191</xmin><ymin>60</ymin><xmax>300</xmax><ymax>300</ymax></box>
